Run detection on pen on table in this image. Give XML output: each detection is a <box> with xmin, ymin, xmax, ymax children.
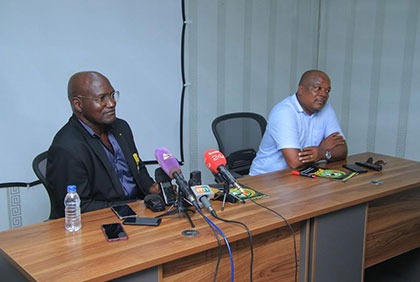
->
<box><xmin>292</xmin><ymin>170</ymin><xmax>316</xmax><ymax>178</ymax></box>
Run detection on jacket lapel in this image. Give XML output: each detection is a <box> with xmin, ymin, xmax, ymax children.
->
<box><xmin>71</xmin><ymin>116</ymin><xmax>126</xmax><ymax>198</ymax></box>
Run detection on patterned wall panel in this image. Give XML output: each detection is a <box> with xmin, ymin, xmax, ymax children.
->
<box><xmin>7</xmin><ymin>187</ymin><xmax>22</xmax><ymax>229</ymax></box>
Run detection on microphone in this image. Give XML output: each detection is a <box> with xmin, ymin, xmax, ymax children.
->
<box><xmin>190</xmin><ymin>184</ymin><xmax>217</xmax><ymax>216</ymax></box>
<box><xmin>203</xmin><ymin>149</ymin><xmax>245</xmax><ymax>192</ymax></box>
<box><xmin>154</xmin><ymin>147</ymin><xmax>201</xmax><ymax>211</ymax></box>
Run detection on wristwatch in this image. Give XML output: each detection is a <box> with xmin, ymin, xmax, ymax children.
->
<box><xmin>325</xmin><ymin>150</ymin><xmax>332</xmax><ymax>161</ymax></box>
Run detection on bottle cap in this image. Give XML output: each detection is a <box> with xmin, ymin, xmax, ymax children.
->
<box><xmin>67</xmin><ymin>185</ymin><xmax>77</xmax><ymax>192</ymax></box>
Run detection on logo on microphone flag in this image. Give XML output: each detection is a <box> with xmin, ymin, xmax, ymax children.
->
<box><xmin>192</xmin><ymin>185</ymin><xmax>212</xmax><ymax>194</ymax></box>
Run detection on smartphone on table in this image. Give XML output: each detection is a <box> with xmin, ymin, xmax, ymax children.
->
<box><xmin>101</xmin><ymin>223</ymin><xmax>128</xmax><ymax>242</ymax></box>
<box><xmin>111</xmin><ymin>204</ymin><xmax>137</xmax><ymax>219</ymax></box>
<box><xmin>342</xmin><ymin>164</ymin><xmax>368</xmax><ymax>173</ymax></box>
<box><xmin>123</xmin><ymin>217</ymin><xmax>162</xmax><ymax>226</ymax></box>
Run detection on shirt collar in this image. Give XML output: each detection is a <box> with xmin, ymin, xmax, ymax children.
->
<box><xmin>292</xmin><ymin>93</ymin><xmax>305</xmax><ymax>113</ymax></box>
<box><xmin>78</xmin><ymin>119</ymin><xmax>113</xmax><ymax>137</ymax></box>
<box><xmin>292</xmin><ymin>92</ymin><xmax>317</xmax><ymax>117</ymax></box>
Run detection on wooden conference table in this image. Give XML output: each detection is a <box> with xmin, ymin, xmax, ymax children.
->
<box><xmin>0</xmin><ymin>152</ymin><xmax>420</xmax><ymax>281</ymax></box>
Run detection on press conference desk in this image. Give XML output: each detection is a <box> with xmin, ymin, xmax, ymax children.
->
<box><xmin>1</xmin><ymin>152</ymin><xmax>420</xmax><ymax>281</ymax></box>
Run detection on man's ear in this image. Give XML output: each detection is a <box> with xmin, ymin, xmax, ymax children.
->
<box><xmin>297</xmin><ymin>85</ymin><xmax>304</xmax><ymax>97</ymax></box>
<box><xmin>71</xmin><ymin>97</ymin><xmax>83</xmax><ymax>113</ymax></box>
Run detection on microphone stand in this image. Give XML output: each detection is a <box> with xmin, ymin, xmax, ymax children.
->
<box><xmin>156</xmin><ymin>185</ymin><xmax>195</xmax><ymax>228</ymax></box>
<box><xmin>221</xmin><ymin>182</ymin><xmax>229</xmax><ymax>211</ymax></box>
<box><xmin>221</xmin><ymin>183</ymin><xmax>245</xmax><ymax>210</ymax></box>
<box><xmin>212</xmin><ymin>173</ymin><xmax>244</xmax><ymax>211</ymax></box>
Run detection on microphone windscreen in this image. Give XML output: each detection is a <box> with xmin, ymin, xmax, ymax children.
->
<box><xmin>155</xmin><ymin>167</ymin><xmax>171</xmax><ymax>183</ymax></box>
<box><xmin>154</xmin><ymin>147</ymin><xmax>180</xmax><ymax>178</ymax></box>
<box><xmin>144</xmin><ymin>194</ymin><xmax>165</xmax><ymax>212</ymax></box>
<box><xmin>189</xmin><ymin>170</ymin><xmax>202</xmax><ymax>186</ymax></box>
<box><xmin>144</xmin><ymin>193</ymin><xmax>162</xmax><ymax>201</ymax></box>
<box><xmin>203</xmin><ymin>149</ymin><xmax>227</xmax><ymax>173</ymax></box>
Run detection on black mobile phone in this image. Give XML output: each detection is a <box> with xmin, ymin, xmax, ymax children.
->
<box><xmin>123</xmin><ymin>217</ymin><xmax>162</xmax><ymax>226</ymax></box>
<box><xmin>155</xmin><ymin>168</ymin><xmax>176</xmax><ymax>205</ymax></box>
<box><xmin>160</xmin><ymin>181</ymin><xmax>176</xmax><ymax>205</ymax></box>
<box><xmin>342</xmin><ymin>164</ymin><xmax>368</xmax><ymax>173</ymax></box>
<box><xmin>101</xmin><ymin>223</ymin><xmax>128</xmax><ymax>242</ymax></box>
<box><xmin>355</xmin><ymin>161</ymin><xmax>383</xmax><ymax>171</ymax></box>
<box><xmin>111</xmin><ymin>204</ymin><xmax>137</xmax><ymax>219</ymax></box>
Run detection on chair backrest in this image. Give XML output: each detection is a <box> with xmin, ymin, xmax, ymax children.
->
<box><xmin>212</xmin><ymin>112</ymin><xmax>267</xmax><ymax>176</ymax></box>
<box><xmin>32</xmin><ymin>151</ymin><xmax>55</xmax><ymax>220</ymax></box>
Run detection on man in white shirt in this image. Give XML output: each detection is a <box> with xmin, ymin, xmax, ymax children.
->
<box><xmin>250</xmin><ymin>70</ymin><xmax>347</xmax><ymax>175</ymax></box>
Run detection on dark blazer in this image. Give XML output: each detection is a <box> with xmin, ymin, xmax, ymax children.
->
<box><xmin>46</xmin><ymin>114</ymin><xmax>155</xmax><ymax>219</ymax></box>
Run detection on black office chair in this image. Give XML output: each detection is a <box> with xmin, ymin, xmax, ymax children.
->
<box><xmin>212</xmin><ymin>112</ymin><xmax>267</xmax><ymax>176</ymax></box>
<box><xmin>32</xmin><ymin>151</ymin><xmax>56</xmax><ymax>220</ymax></box>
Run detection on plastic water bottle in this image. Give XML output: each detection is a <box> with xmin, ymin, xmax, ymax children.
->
<box><xmin>64</xmin><ymin>185</ymin><xmax>82</xmax><ymax>232</ymax></box>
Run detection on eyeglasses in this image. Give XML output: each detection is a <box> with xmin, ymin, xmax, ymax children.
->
<box><xmin>76</xmin><ymin>91</ymin><xmax>120</xmax><ymax>105</ymax></box>
<box><xmin>366</xmin><ymin>157</ymin><xmax>386</xmax><ymax>167</ymax></box>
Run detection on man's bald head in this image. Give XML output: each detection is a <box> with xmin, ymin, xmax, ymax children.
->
<box><xmin>67</xmin><ymin>71</ymin><xmax>110</xmax><ymax>100</ymax></box>
<box><xmin>298</xmin><ymin>70</ymin><xmax>330</xmax><ymax>88</ymax></box>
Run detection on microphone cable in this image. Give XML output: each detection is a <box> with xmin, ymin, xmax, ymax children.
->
<box><xmin>202</xmin><ymin>214</ymin><xmax>224</xmax><ymax>282</ymax></box>
<box><xmin>198</xmin><ymin>209</ymin><xmax>235</xmax><ymax>282</ymax></box>
<box><xmin>212</xmin><ymin>214</ymin><xmax>254</xmax><ymax>282</ymax></box>
<box><xmin>249</xmin><ymin>198</ymin><xmax>298</xmax><ymax>282</ymax></box>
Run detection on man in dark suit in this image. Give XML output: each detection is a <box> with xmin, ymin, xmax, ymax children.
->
<box><xmin>46</xmin><ymin>71</ymin><xmax>161</xmax><ymax>219</ymax></box>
